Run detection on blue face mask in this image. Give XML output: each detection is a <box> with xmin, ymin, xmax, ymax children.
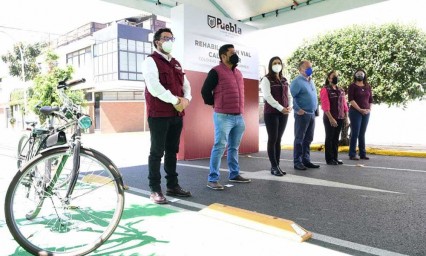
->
<box><xmin>305</xmin><ymin>67</ymin><xmax>313</xmax><ymax>76</ymax></box>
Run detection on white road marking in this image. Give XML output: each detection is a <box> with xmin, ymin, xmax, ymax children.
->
<box><xmin>177</xmin><ymin>163</ymin><xmax>401</xmax><ymax>193</ymax></box>
<box><xmin>313</xmin><ymin>233</ymin><xmax>410</xmax><ymax>256</ymax></box>
<box><xmin>246</xmin><ymin>155</ymin><xmax>426</xmax><ymax>173</ymax></box>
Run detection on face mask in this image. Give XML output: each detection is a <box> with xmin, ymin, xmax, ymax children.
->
<box><xmin>355</xmin><ymin>74</ymin><xmax>364</xmax><ymax>81</ymax></box>
<box><xmin>305</xmin><ymin>67</ymin><xmax>313</xmax><ymax>76</ymax></box>
<box><xmin>272</xmin><ymin>64</ymin><xmax>282</xmax><ymax>74</ymax></box>
<box><xmin>332</xmin><ymin>76</ymin><xmax>339</xmax><ymax>84</ymax></box>
<box><xmin>161</xmin><ymin>41</ymin><xmax>173</xmax><ymax>53</ymax></box>
<box><xmin>229</xmin><ymin>54</ymin><xmax>239</xmax><ymax>65</ymax></box>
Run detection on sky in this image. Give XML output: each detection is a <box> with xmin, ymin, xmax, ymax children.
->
<box><xmin>1</xmin><ymin>0</ymin><xmax>426</xmax><ymax>71</ymax></box>
<box><xmin>0</xmin><ymin>0</ymin><xmax>143</xmax><ymax>53</ymax></box>
<box><xmin>253</xmin><ymin>0</ymin><xmax>426</xmax><ymax>64</ymax></box>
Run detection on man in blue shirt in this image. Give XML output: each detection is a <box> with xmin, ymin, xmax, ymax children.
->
<box><xmin>290</xmin><ymin>60</ymin><xmax>320</xmax><ymax>170</ymax></box>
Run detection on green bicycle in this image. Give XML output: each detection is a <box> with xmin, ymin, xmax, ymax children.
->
<box><xmin>5</xmin><ymin>79</ymin><xmax>125</xmax><ymax>255</ymax></box>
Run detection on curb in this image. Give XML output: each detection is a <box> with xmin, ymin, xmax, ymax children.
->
<box><xmin>199</xmin><ymin>203</ymin><xmax>313</xmax><ymax>242</ymax></box>
<box><xmin>282</xmin><ymin>144</ymin><xmax>426</xmax><ymax>158</ymax></box>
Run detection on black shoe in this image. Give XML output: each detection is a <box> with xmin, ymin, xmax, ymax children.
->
<box><xmin>336</xmin><ymin>159</ymin><xmax>343</xmax><ymax>165</ymax></box>
<box><xmin>294</xmin><ymin>163</ymin><xmax>307</xmax><ymax>170</ymax></box>
<box><xmin>326</xmin><ymin>160</ymin><xmax>338</xmax><ymax>165</ymax></box>
<box><xmin>360</xmin><ymin>156</ymin><xmax>370</xmax><ymax>160</ymax></box>
<box><xmin>166</xmin><ymin>185</ymin><xmax>192</xmax><ymax>197</ymax></box>
<box><xmin>304</xmin><ymin>162</ymin><xmax>320</xmax><ymax>168</ymax></box>
<box><xmin>277</xmin><ymin>166</ymin><xmax>286</xmax><ymax>175</ymax></box>
<box><xmin>350</xmin><ymin>156</ymin><xmax>359</xmax><ymax>160</ymax></box>
<box><xmin>271</xmin><ymin>166</ymin><xmax>283</xmax><ymax>176</ymax></box>
<box><xmin>229</xmin><ymin>175</ymin><xmax>251</xmax><ymax>183</ymax></box>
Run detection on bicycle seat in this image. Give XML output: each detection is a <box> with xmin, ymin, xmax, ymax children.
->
<box><xmin>40</xmin><ymin>106</ymin><xmax>60</xmax><ymax>115</ymax></box>
<box><xmin>25</xmin><ymin>120</ymin><xmax>38</xmax><ymax>126</ymax></box>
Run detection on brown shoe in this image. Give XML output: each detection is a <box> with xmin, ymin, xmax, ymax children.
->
<box><xmin>150</xmin><ymin>192</ymin><xmax>167</xmax><ymax>204</ymax></box>
<box><xmin>207</xmin><ymin>182</ymin><xmax>224</xmax><ymax>190</ymax></box>
<box><xmin>166</xmin><ymin>185</ymin><xmax>191</xmax><ymax>197</ymax></box>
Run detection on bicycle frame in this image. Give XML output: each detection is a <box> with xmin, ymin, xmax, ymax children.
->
<box><xmin>23</xmin><ymin>79</ymin><xmax>90</xmax><ymax>219</ymax></box>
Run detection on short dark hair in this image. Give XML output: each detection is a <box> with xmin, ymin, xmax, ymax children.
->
<box><xmin>298</xmin><ymin>60</ymin><xmax>309</xmax><ymax>70</ymax></box>
<box><xmin>153</xmin><ymin>28</ymin><xmax>173</xmax><ymax>48</ymax></box>
<box><xmin>218</xmin><ymin>44</ymin><xmax>234</xmax><ymax>60</ymax></box>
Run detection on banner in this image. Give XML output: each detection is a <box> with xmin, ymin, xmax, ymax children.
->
<box><xmin>171</xmin><ymin>4</ymin><xmax>259</xmax><ymax>80</ymax></box>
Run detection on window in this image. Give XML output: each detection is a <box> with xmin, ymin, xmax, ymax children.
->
<box><xmin>94</xmin><ymin>39</ymin><xmax>118</xmax><ymax>82</ymax></box>
<box><xmin>66</xmin><ymin>47</ymin><xmax>91</xmax><ymax>68</ymax></box>
<box><xmin>118</xmin><ymin>38</ymin><xmax>152</xmax><ymax>81</ymax></box>
<box><xmin>101</xmin><ymin>91</ymin><xmax>144</xmax><ymax>101</ymax></box>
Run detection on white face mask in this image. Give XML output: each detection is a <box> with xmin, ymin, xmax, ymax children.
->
<box><xmin>161</xmin><ymin>41</ymin><xmax>173</xmax><ymax>53</ymax></box>
<box><xmin>272</xmin><ymin>64</ymin><xmax>282</xmax><ymax>74</ymax></box>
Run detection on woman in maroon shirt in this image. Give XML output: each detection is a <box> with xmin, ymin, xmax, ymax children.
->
<box><xmin>320</xmin><ymin>70</ymin><xmax>348</xmax><ymax>165</ymax></box>
<box><xmin>348</xmin><ymin>69</ymin><xmax>373</xmax><ymax>160</ymax></box>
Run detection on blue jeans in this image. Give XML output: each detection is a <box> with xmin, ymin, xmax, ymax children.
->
<box><xmin>293</xmin><ymin>113</ymin><xmax>315</xmax><ymax>165</ymax></box>
<box><xmin>349</xmin><ymin>108</ymin><xmax>370</xmax><ymax>157</ymax></box>
<box><xmin>208</xmin><ymin>112</ymin><xmax>245</xmax><ymax>182</ymax></box>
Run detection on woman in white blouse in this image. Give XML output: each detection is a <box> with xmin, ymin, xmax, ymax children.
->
<box><xmin>260</xmin><ymin>56</ymin><xmax>292</xmax><ymax>176</ymax></box>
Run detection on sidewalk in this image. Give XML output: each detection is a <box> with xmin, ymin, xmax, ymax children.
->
<box><xmin>1</xmin><ymin>127</ymin><xmax>424</xmax><ymax>255</ymax></box>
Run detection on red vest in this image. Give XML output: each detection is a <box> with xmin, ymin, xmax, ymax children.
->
<box><xmin>264</xmin><ymin>75</ymin><xmax>289</xmax><ymax>114</ymax></box>
<box><xmin>145</xmin><ymin>52</ymin><xmax>185</xmax><ymax>117</ymax></box>
<box><xmin>212</xmin><ymin>62</ymin><xmax>244</xmax><ymax>114</ymax></box>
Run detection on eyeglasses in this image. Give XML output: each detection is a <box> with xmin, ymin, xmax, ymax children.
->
<box><xmin>160</xmin><ymin>36</ymin><xmax>175</xmax><ymax>42</ymax></box>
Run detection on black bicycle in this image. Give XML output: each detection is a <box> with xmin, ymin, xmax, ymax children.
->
<box><xmin>5</xmin><ymin>79</ymin><xmax>125</xmax><ymax>255</ymax></box>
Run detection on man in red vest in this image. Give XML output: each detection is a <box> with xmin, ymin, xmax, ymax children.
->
<box><xmin>201</xmin><ymin>44</ymin><xmax>251</xmax><ymax>190</ymax></box>
<box><xmin>142</xmin><ymin>28</ymin><xmax>192</xmax><ymax>204</ymax></box>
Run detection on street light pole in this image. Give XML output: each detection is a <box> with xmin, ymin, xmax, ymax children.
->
<box><xmin>17</xmin><ymin>43</ymin><xmax>27</xmax><ymax>113</ymax></box>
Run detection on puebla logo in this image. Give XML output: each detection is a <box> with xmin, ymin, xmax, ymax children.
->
<box><xmin>207</xmin><ymin>15</ymin><xmax>242</xmax><ymax>34</ymax></box>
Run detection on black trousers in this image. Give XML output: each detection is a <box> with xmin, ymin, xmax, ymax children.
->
<box><xmin>147</xmin><ymin>116</ymin><xmax>183</xmax><ymax>192</ymax></box>
<box><xmin>264</xmin><ymin>113</ymin><xmax>288</xmax><ymax>167</ymax></box>
<box><xmin>323</xmin><ymin>117</ymin><xmax>344</xmax><ymax>163</ymax></box>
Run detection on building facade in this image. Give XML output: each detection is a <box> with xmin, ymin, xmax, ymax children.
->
<box><xmin>54</xmin><ymin>16</ymin><xmax>165</xmax><ymax>133</ymax></box>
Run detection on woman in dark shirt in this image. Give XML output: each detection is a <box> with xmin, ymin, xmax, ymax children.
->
<box><xmin>348</xmin><ymin>69</ymin><xmax>373</xmax><ymax>160</ymax></box>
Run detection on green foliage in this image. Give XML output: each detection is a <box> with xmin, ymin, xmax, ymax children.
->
<box><xmin>1</xmin><ymin>42</ymin><xmax>46</xmax><ymax>81</ymax></box>
<box><xmin>29</xmin><ymin>65</ymin><xmax>86</xmax><ymax>123</ymax></box>
<box><xmin>285</xmin><ymin>23</ymin><xmax>426</xmax><ymax>106</ymax></box>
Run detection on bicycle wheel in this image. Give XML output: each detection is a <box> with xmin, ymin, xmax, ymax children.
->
<box><xmin>17</xmin><ymin>134</ymin><xmax>29</xmax><ymax>168</ymax></box>
<box><xmin>5</xmin><ymin>145</ymin><xmax>125</xmax><ymax>256</ymax></box>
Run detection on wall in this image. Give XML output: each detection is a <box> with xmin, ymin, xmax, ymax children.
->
<box><xmin>171</xmin><ymin>4</ymin><xmax>260</xmax><ymax>160</ymax></box>
<box><xmin>178</xmin><ymin>70</ymin><xmax>259</xmax><ymax>160</ymax></box>
<box><xmin>99</xmin><ymin>101</ymin><xmax>146</xmax><ymax>133</ymax></box>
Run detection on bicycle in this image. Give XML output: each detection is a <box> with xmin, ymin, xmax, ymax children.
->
<box><xmin>5</xmin><ymin>78</ymin><xmax>125</xmax><ymax>256</ymax></box>
<box><xmin>17</xmin><ymin>104</ymin><xmax>69</xmax><ymax>169</ymax></box>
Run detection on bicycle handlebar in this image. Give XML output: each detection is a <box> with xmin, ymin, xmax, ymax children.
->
<box><xmin>58</xmin><ymin>78</ymin><xmax>86</xmax><ymax>89</ymax></box>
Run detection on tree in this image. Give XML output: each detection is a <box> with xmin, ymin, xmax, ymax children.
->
<box><xmin>285</xmin><ymin>23</ymin><xmax>426</xmax><ymax>145</ymax></box>
<box><xmin>29</xmin><ymin>52</ymin><xmax>86</xmax><ymax>124</ymax></box>
<box><xmin>285</xmin><ymin>23</ymin><xmax>426</xmax><ymax>107</ymax></box>
<box><xmin>1</xmin><ymin>42</ymin><xmax>46</xmax><ymax>81</ymax></box>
